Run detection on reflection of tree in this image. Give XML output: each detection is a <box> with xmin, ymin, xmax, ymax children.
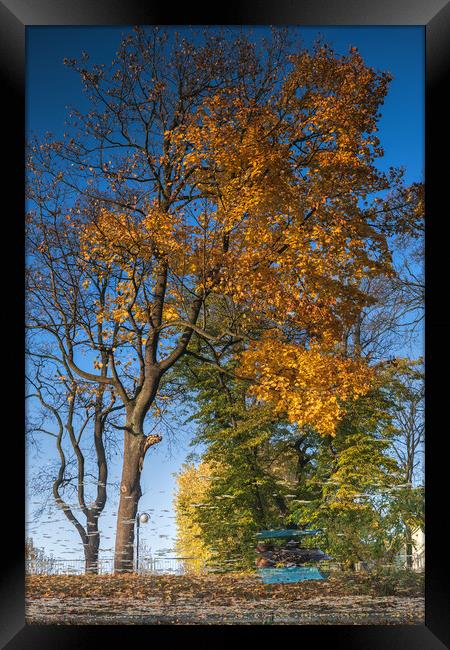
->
<box><xmin>27</xmin><ymin>27</ymin><xmax>423</xmax><ymax>573</ymax></box>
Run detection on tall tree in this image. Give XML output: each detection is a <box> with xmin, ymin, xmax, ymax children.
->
<box><xmin>27</xmin><ymin>27</ymin><xmax>418</xmax><ymax>571</ymax></box>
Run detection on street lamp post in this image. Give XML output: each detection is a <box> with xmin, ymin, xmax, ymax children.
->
<box><xmin>135</xmin><ymin>512</ymin><xmax>150</xmax><ymax>573</ymax></box>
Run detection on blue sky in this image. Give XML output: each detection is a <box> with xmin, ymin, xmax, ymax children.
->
<box><xmin>26</xmin><ymin>26</ymin><xmax>424</xmax><ymax>563</ymax></box>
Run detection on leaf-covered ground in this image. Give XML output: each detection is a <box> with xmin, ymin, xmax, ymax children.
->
<box><xmin>25</xmin><ymin>573</ymin><xmax>424</xmax><ymax>625</ymax></box>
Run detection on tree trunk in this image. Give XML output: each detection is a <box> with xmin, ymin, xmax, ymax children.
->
<box><xmin>84</xmin><ymin>517</ymin><xmax>100</xmax><ymax>574</ymax></box>
<box><xmin>114</xmin><ymin>430</ymin><xmax>143</xmax><ymax>573</ymax></box>
<box><xmin>113</xmin><ymin>403</ymin><xmax>162</xmax><ymax>574</ymax></box>
<box><xmin>84</xmin><ymin>397</ymin><xmax>108</xmax><ymax>575</ymax></box>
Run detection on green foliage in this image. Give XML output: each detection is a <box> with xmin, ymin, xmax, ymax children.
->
<box><xmin>173</xmin><ymin>336</ymin><xmax>424</xmax><ymax>572</ymax></box>
<box><xmin>290</xmin><ymin>374</ymin><xmax>424</xmax><ymax>567</ymax></box>
<box><xmin>172</xmin><ymin>339</ymin><xmax>302</xmax><ymax>570</ymax></box>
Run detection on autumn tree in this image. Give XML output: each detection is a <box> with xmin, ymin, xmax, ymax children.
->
<box><xmin>27</xmin><ymin>27</ymin><xmax>419</xmax><ymax>572</ymax></box>
<box><xmin>174</xmin><ymin>461</ymin><xmax>215</xmax><ymax>573</ymax></box>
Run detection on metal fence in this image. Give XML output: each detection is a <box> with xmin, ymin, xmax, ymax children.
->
<box><xmin>26</xmin><ymin>557</ymin><xmax>186</xmax><ymax>576</ymax></box>
<box><xmin>26</xmin><ymin>556</ymin><xmax>424</xmax><ymax>576</ymax></box>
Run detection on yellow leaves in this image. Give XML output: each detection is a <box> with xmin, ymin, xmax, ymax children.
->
<box><xmin>162</xmin><ymin>303</ymin><xmax>179</xmax><ymax>322</ymax></box>
<box><xmin>111</xmin><ymin>307</ymin><xmax>128</xmax><ymax>324</ymax></box>
<box><xmin>56</xmin><ymin>45</ymin><xmax>399</xmax><ymax>383</ymax></box>
<box><xmin>78</xmin><ymin>205</ymin><xmax>182</xmax><ymax>271</ymax></box>
<box><xmin>239</xmin><ymin>333</ymin><xmax>374</xmax><ymax>436</ymax></box>
<box><xmin>29</xmin><ymin>572</ymin><xmax>366</xmax><ymax>610</ymax></box>
<box><xmin>174</xmin><ymin>462</ymin><xmax>216</xmax><ymax>573</ymax></box>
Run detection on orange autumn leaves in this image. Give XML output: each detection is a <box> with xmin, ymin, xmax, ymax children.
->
<box><xmin>79</xmin><ymin>206</ymin><xmax>183</xmax><ymax>270</ymax></box>
<box><xmin>240</xmin><ymin>335</ymin><xmax>374</xmax><ymax>437</ymax></box>
<box><xmin>74</xmin><ymin>45</ymin><xmax>399</xmax><ymax>435</ymax></box>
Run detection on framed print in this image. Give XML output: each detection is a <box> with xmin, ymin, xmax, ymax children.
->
<box><xmin>1</xmin><ymin>0</ymin><xmax>449</xmax><ymax>647</ymax></box>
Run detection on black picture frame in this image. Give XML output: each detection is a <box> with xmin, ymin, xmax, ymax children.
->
<box><xmin>2</xmin><ymin>1</ymin><xmax>448</xmax><ymax>647</ymax></box>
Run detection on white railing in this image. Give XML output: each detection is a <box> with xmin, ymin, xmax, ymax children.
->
<box><xmin>26</xmin><ymin>557</ymin><xmax>186</xmax><ymax>575</ymax></box>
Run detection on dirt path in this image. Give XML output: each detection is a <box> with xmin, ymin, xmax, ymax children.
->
<box><xmin>26</xmin><ymin>595</ymin><xmax>424</xmax><ymax>625</ymax></box>
<box><xmin>25</xmin><ymin>573</ymin><xmax>424</xmax><ymax>625</ymax></box>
